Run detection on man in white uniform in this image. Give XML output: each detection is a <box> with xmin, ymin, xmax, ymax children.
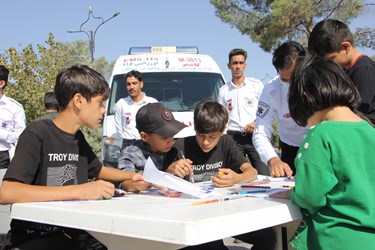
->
<box><xmin>218</xmin><ymin>48</ymin><xmax>269</xmax><ymax>175</ymax></box>
<box><xmin>253</xmin><ymin>41</ymin><xmax>308</xmax><ymax>177</ymax></box>
<box><xmin>0</xmin><ymin>65</ymin><xmax>26</xmax><ymax>169</ymax></box>
<box><xmin>114</xmin><ymin>70</ymin><xmax>158</xmax><ymax>150</ymax></box>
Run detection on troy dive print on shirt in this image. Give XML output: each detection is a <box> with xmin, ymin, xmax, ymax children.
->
<box><xmin>47</xmin><ymin>153</ymin><xmax>80</xmax><ymax>186</ymax></box>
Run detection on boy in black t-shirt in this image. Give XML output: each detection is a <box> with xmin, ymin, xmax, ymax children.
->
<box><xmin>0</xmin><ymin>65</ymin><xmax>140</xmax><ymax>250</ymax></box>
<box><xmin>308</xmin><ymin>19</ymin><xmax>375</xmax><ymax>124</ymax></box>
<box><xmin>164</xmin><ymin>99</ymin><xmax>275</xmax><ymax>250</ymax></box>
<box><xmin>165</xmin><ymin>98</ymin><xmax>257</xmax><ymax>186</ymax></box>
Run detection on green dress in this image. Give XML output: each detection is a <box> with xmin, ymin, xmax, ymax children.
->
<box><xmin>290</xmin><ymin>120</ymin><xmax>375</xmax><ymax>250</ymax></box>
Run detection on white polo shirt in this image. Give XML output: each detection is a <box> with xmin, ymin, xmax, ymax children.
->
<box><xmin>114</xmin><ymin>93</ymin><xmax>158</xmax><ymax>140</ymax></box>
<box><xmin>0</xmin><ymin>94</ymin><xmax>26</xmax><ymax>151</ymax></box>
<box><xmin>218</xmin><ymin>77</ymin><xmax>263</xmax><ymax>132</ymax></box>
<box><xmin>252</xmin><ymin>76</ymin><xmax>308</xmax><ymax>163</ymax></box>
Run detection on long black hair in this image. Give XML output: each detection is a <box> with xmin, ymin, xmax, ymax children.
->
<box><xmin>288</xmin><ymin>56</ymin><xmax>361</xmax><ymax>126</ymax></box>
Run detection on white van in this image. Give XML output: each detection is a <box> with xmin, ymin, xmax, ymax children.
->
<box><xmin>101</xmin><ymin>46</ymin><xmax>226</xmax><ymax>167</ymax></box>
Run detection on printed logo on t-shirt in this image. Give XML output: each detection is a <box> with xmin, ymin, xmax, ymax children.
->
<box><xmin>200</xmin><ymin>172</ymin><xmax>216</xmax><ymax>182</ymax></box>
<box><xmin>192</xmin><ymin>161</ymin><xmax>223</xmax><ymax>182</ymax></box>
<box><xmin>48</xmin><ymin>153</ymin><xmax>79</xmax><ymax>161</ymax></box>
<box><xmin>257</xmin><ymin>101</ymin><xmax>270</xmax><ymax>118</ymax></box>
<box><xmin>47</xmin><ymin>164</ymin><xmax>78</xmax><ymax>186</ymax></box>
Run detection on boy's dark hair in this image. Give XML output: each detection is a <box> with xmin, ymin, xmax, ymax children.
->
<box><xmin>43</xmin><ymin>91</ymin><xmax>58</xmax><ymax>110</ymax></box>
<box><xmin>228</xmin><ymin>48</ymin><xmax>247</xmax><ymax>63</ymax></box>
<box><xmin>288</xmin><ymin>56</ymin><xmax>360</xmax><ymax>126</ymax></box>
<box><xmin>308</xmin><ymin>19</ymin><xmax>355</xmax><ymax>56</ymax></box>
<box><xmin>125</xmin><ymin>70</ymin><xmax>143</xmax><ymax>82</ymax></box>
<box><xmin>54</xmin><ymin>64</ymin><xmax>110</xmax><ymax>110</ymax></box>
<box><xmin>0</xmin><ymin>65</ymin><xmax>10</xmax><ymax>88</ymax></box>
<box><xmin>194</xmin><ymin>98</ymin><xmax>228</xmax><ymax>134</ymax></box>
<box><xmin>272</xmin><ymin>41</ymin><xmax>305</xmax><ymax>71</ymax></box>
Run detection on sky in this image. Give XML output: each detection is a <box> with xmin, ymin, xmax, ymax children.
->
<box><xmin>1</xmin><ymin>0</ymin><xmax>374</xmax><ymax>82</ymax></box>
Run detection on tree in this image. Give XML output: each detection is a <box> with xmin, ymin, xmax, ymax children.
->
<box><xmin>62</xmin><ymin>40</ymin><xmax>115</xmax><ymax>81</ymax></box>
<box><xmin>0</xmin><ymin>33</ymin><xmax>114</xmax><ymax>156</ymax></box>
<box><xmin>211</xmin><ymin>0</ymin><xmax>375</xmax><ymax>52</ymax></box>
<box><xmin>356</xmin><ymin>27</ymin><xmax>375</xmax><ymax>50</ymax></box>
<box><xmin>0</xmin><ymin>33</ymin><xmax>69</xmax><ymax>122</ymax></box>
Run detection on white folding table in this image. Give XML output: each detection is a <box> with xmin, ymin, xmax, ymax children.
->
<box><xmin>11</xmin><ymin>189</ymin><xmax>301</xmax><ymax>250</ymax></box>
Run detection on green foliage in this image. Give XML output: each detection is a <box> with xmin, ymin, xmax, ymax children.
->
<box><xmin>81</xmin><ymin>125</ymin><xmax>103</xmax><ymax>158</ymax></box>
<box><xmin>0</xmin><ymin>33</ymin><xmax>114</xmax><ymax>157</ymax></box>
<box><xmin>355</xmin><ymin>27</ymin><xmax>375</xmax><ymax>50</ymax></box>
<box><xmin>0</xmin><ymin>33</ymin><xmax>69</xmax><ymax>122</ymax></box>
<box><xmin>271</xmin><ymin>119</ymin><xmax>279</xmax><ymax>149</ymax></box>
<box><xmin>61</xmin><ymin>40</ymin><xmax>115</xmax><ymax>81</ymax></box>
<box><xmin>210</xmin><ymin>0</ymin><xmax>369</xmax><ymax>52</ymax></box>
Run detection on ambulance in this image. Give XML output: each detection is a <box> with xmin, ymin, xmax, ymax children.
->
<box><xmin>101</xmin><ymin>46</ymin><xmax>226</xmax><ymax>167</ymax></box>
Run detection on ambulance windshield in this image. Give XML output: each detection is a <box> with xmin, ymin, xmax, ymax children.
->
<box><xmin>107</xmin><ymin>72</ymin><xmax>225</xmax><ymax>114</ymax></box>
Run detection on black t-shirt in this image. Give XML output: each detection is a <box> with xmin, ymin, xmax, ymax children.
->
<box><xmin>346</xmin><ymin>55</ymin><xmax>375</xmax><ymax>124</ymax></box>
<box><xmin>4</xmin><ymin>119</ymin><xmax>102</xmax><ymax>235</ymax></box>
<box><xmin>165</xmin><ymin>134</ymin><xmax>248</xmax><ymax>182</ymax></box>
<box><xmin>5</xmin><ymin>119</ymin><xmax>102</xmax><ymax>185</ymax></box>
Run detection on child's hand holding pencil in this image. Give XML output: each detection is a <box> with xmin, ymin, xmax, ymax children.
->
<box><xmin>165</xmin><ymin>151</ymin><xmax>193</xmax><ymax>182</ymax></box>
<box><xmin>180</xmin><ymin>151</ymin><xmax>194</xmax><ymax>183</ymax></box>
<box><xmin>211</xmin><ymin>168</ymin><xmax>238</xmax><ymax>187</ymax></box>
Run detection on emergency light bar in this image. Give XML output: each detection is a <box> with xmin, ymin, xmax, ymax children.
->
<box><xmin>129</xmin><ymin>46</ymin><xmax>199</xmax><ymax>55</ymax></box>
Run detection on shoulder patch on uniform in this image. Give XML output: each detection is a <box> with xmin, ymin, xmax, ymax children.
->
<box><xmin>8</xmin><ymin>97</ymin><xmax>23</xmax><ymax>107</ymax></box>
<box><xmin>246</xmin><ymin>77</ymin><xmax>262</xmax><ymax>84</ymax></box>
<box><xmin>256</xmin><ymin>101</ymin><xmax>270</xmax><ymax>118</ymax></box>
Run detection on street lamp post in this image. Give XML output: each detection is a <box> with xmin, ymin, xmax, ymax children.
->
<box><xmin>67</xmin><ymin>6</ymin><xmax>120</xmax><ymax>62</ymax></box>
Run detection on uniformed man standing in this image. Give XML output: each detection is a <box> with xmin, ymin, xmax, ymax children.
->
<box><xmin>253</xmin><ymin>41</ymin><xmax>308</xmax><ymax>177</ymax></box>
<box><xmin>114</xmin><ymin>70</ymin><xmax>158</xmax><ymax>150</ymax></box>
<box><xmin>218</xmin><ymin>49</ymin><xmax>269</xmax><ymax>175</ymax></box>
<box><xmin>0</xmin><ymin>65</ymin><xmax>26</xmax><ymax>169</ymax></box>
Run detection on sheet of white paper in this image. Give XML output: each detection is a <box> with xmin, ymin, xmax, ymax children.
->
<box><xmin>143</xmin><ymin>157</ymin><xmax>219</xmax><ymax>198</ymax></box>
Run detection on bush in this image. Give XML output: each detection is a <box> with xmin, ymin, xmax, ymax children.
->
<box><xmin>81</xmin><ymin>125</ymin><xmax>102</xmax><ymax>158</ymax></box>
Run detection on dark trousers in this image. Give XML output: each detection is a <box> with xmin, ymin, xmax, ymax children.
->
<box><xmin>1</xmin><ymin>227</ymin><xmax>107</xmax><ymax>250</ymax></box>
<box><xmin>180</xmin><ymin>239</ymin><xmax>228</xmax><ymax>250</ymax></box>
<box><xmin>279</xmin><ymin>140</ymin><xmax>299</xmax><ymax>175</ymax></box>
<box><xmin>180</xmin><ymin>227</ymin><xmax>275</xmax><ymax>250</ymax></box>
<box><xmin>0</xmin><ymin>151</ymin><xmax>10</xmax><ymax>169</ymax></box>
<box><xmin>234</xmin><ymin>227</ymin><xmax>276</xmax><ymax>250</ymax></box>
<box><xmin>227</xmin><ymin>132</ymin><xmax>270</xmax><ymax>176</ymax></box>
